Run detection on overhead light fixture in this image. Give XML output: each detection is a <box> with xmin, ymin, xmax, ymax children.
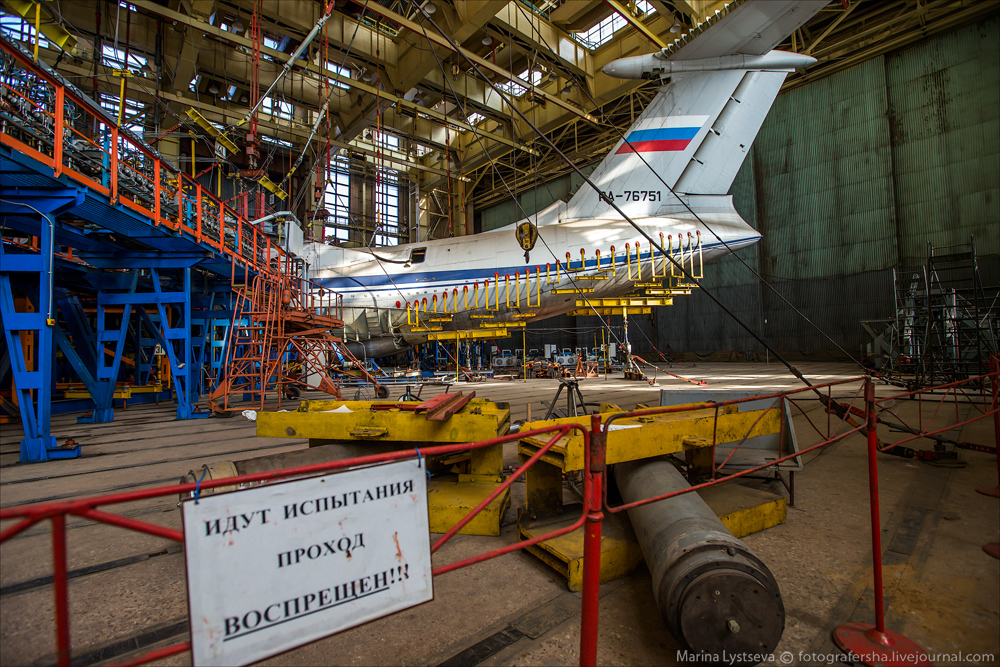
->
<box><xmin>231</xmin><ymin>16</ymin><xmax>245</xmax><ymax>33</ymax></box>
<box><xmin>422</xmin><ymin>2</ymin><xmax>436</xmax><ymax>15</ymax></box>
<box><xmin>207</xmin><ymin>82</ymin><xmax>220</xmax><ymax>95</ymax></box>
<box><xmin>670</xmin><ymin>21</ymin><xmax>681</xmax><ymax>33</ymax></box>
<box><xmin>547</xmin><ymin>71</ymin><xmax>557</xmax><ymax>82</ymax></box>
<box><xmin>482</xmin><ymin>35</ymin><xmax>493</xmax><ymax>46</ymax></box>
<box><xmin>561</xmin><ymin>84</ymin><xmax>573</xmax><ymax>94</ymax></box>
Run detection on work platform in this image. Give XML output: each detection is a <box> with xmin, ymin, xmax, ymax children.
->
<box><xmin>0</xmin><ymin>36</ymin><xmax>350</xmax><ymax>461</ymax></box>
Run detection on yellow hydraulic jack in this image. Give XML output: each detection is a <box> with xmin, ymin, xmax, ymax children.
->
<box><xmin>250</xmin><ymin>394</ymin><xmax>513</xmax><ymax>536</ymax></box>
<box><xmin>517</xmin><ymin>403</ymin><xmax>789</xmax><ymax>591</ymax></box>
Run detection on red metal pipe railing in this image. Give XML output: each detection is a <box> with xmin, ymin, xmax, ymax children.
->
<box><xmin>4</xmin><ymin>370</ymin><xmax>997</xmax><ymax>667</ymax></box>
<box><xmin>579</xmin><ymin>413</ymin><xmax>605</xmax><ymax>667</ymax></box>
<box><xmin>0</xmin><ymin>423</ymin><xmax>588</xmax><ymax>667</ymax></box>
<box><xmin>863</xmin><ymin>377</ymin><xmax>887</xmax><ymax>633</ymax></box>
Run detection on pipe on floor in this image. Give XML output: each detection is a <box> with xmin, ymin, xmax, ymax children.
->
<box><xmin>614</xmin><ymin>457</ymin><xmax>785</xmax><ymax>659</ymax></box>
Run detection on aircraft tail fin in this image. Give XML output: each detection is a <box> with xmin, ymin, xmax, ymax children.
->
<box><xmin>563</xmin><ymin>67</ymin><xmax>788</xmax><ymax>221</ymax></box>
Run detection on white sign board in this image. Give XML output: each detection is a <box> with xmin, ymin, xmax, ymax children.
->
<box><xmin>182</xmin><ymin>459</ymin><xmax>433</xmax><ymax>666</ymax></box>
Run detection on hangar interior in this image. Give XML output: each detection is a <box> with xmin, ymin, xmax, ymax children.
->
<box><xmin>0</xmin><ymin>0</ymin><xmax>998</xmax><ymax>666</ymax></box>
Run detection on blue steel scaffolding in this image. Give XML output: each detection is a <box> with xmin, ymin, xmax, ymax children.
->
<box><xmin>0</xmin><ymin>35</ymin><xmax>303</xmax><ymax>461</ymax></box>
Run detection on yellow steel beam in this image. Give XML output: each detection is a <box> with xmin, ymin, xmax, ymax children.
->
<box><xmin>568</xmin><ymin>307</ymin><xmax>652</xmax><ymax>316</ymax></box>
<box><xmin>519</xmin><ymin>405</ymin><xmax>781</xmax><ymax>472</ymax></box>
<box><xmin>257</xmin><ymin>398</ymin><xmax>510</xmax><ymax>442</ymax></box>
<box><xmin>575</xmin><ymin>297</ymin><xmax>673</xmax><ymax>307</ymax></box>
<box><xmin>479</xmin><ymin>321</ymin><xmax>525</xmax><ymax>329</ymax></box>
<box><xmin>64</xmin><ymin>388</ymin><xmax>132</xmax><ymax>400</ymax></box>
<box><xmin>604</xmin><ymin>0</ymin><xmax>669</xmax><ymax>49</ymax></box>
<box><xmin>126</xmin><ymin>0</ymin><xmax>533</xmax><ymax>155</ymax></box>
<box><xmin>427</xmin><ymin>329</ymin><xmax>510</xmax><ymax>340</ymax></box>
<box><xmin>2</xmin><ymin>0</ymin><xmax>78</xmax><ymax>53</ymax></box>
<box><xmin>362</xmin><ymin>2</ymin><xmax>598</xmax><ymax>124</ymax></box>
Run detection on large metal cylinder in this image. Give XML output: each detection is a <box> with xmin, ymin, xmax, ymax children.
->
<box><xmin>614</xmin><ymin>457</ymin><xmax>785</xmax><ymax>659</ymax></box>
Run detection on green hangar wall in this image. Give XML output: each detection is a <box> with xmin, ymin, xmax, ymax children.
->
<box><xmin>655</xmin><ymin>13</ymin><xmax>999</xmax><ymax>356</ymax></box>
<box><xmin>478</xmin><ymin>15</ymin><xmax>998</xmax><ymax>357</ymax></box>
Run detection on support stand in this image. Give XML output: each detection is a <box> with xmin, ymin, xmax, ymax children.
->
<box><xmin>0</xmin><ymin>191</ymin><xmax>83</xmax><ymax>461</ymax></box>
<box><xmin>543</xmin><ymin>378</ymin><xmax>591</xmax><ymax>419</ymax></box>
<box><xmin>833</xmin><ymin>377</ymin><xmax>930</xmax><ymax>666</ymax></box>
<box><xmin>975</xmin><ymin>356</ymin><xmax>999</xmax><ymax>558</ymax></box>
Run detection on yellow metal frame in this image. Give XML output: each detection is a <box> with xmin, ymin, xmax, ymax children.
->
<box><xmin>427</xmin><ymin>329</ymin><xmax>509</xmax><ymax>340</ymax></box>
<box><xmin>574</xmin><ymin>297</ymin><xmax>672</xmax><ymax>308</ymax></box>
<box><xmin>258</xmin><ymin>398</ymin><xmax>510</xmax><ymax>442</ymax></box>
<box><xmin>518</xmin><ymin>406</ymin><xmax>787</xmax><ymax>589</ymax></box>
<box><xmin>257</xmin><ymin>398</ymin><xmax>513</xmax><ymax>536</ymax></box>
<box><xmin>3</xmin><ymin>0</ymin><xmax>78</xmax><ymax>53</ymax></box>
<box><xmin>519</xmin><ymin>406</ymin><xmax>781</xmax><ymax>473</ymax></box>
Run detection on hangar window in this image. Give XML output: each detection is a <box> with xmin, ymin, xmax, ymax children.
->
<box><xmin>325</xmin><ymin>60</ymin><xmax>352</xmax><ymax>90</ymax></box>
<box><xmin>324</xmin><ymin>156</ymin><xmax>351</xmax><ymax>242</ymax></box>
<box><xmin>374</xmin><ymin>167</ymin><xmax>401</xmax><ymax>246</ymax></box>
<box><xmin>262</xmin><ymin>96</ymin><xmax>293</xmax><ymax>120</ymax></box>
<box><xmin>261</xmin><ymin>135</ymin><xmax>293</xmax><ymax>147</ymax></box>
<box><xmin>0</xmin><ymin>15</ymin><xmax>49</xmax><ymax>48</ymax></box>
<box><xmin>372</xmin><ymin>130</ymin><xmax>400</xmax><ymax>150</ymax></box>
<box><xmin>572</xmin><ymin>0</ymin><xmax>653</xmax><ymax>50</ymax></box>
<box><xmin>102</xmin><ymin>45</ymin><xmax>148</xmax><ymax>71</ymax></box>
<box><xmin>497</xmin><ymin>68</ymin><xmax>541</xmax><ymax>97</ymax></box>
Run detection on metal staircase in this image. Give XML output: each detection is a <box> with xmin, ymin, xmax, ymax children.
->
<box><xmin>890</xmin><ymin>238</ymin><xmax>998</xmax><ymax>387</ymax></box>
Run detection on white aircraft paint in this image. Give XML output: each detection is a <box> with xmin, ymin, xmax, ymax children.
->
<box><xmin>301</xmin><ymin>2</ymin><xmax>825</xmax><ymax>356</ymax></box>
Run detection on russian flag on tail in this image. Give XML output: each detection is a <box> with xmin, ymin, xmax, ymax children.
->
<box><xmin>616</xmin><ymin>115</ymin><xmax>709</xmax><ymax>154</ymax></box>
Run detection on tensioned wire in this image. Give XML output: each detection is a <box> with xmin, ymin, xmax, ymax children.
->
<box><xmin>407</xmin><ymin>8</ymin><xmax>634</xmax><ymax>349</ymax></box>
<box><xmin>508</xmin><ymin>0</ymin><xmax>867</xmax><ymax>375</ymax></box>
<box><xmin>412</xmin><ymin>1</ymin><xmax>835</xmax><ymax>397</ymax></box>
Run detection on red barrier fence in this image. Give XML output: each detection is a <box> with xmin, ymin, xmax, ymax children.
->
<box><xmin>2</xmin><ymin>365</ymin><xmax>998</xmax><ymax>667</ymax></box>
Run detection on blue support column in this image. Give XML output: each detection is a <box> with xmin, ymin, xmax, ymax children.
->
<box><xmin>56</xmin><ymin>296</ymin><xmax>98</xmax><ymax>380</ymax></box>
<box><xmin>0</xmin><ymin>216</ymin><xmax>79</xmax><ymax>461</ymax></box>
<box><xmin>147</xmin><ymin>268</ymin><xmax>208</xmax><ymax>419</ymax></box>
<box><xmin>78</xmin><ymin>271</ymin><xmax>137</xmax><ymax>424</ymax></box>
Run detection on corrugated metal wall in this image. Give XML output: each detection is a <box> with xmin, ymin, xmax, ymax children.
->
<box><xmin>479</xmin><ymin>165</ymin><xmax>597</xmax><ymax>231</ymax></box>
<box><xmin>886</xmin><ymin>18</ymin><xmax>1000</xmax><ymax>265</ymax></box>
<box><xmin>656</xmin><ymin>15</ymin><xmax>999</xmax><ymax>356</ymax></box>
<box><xmin>477</xmin><ymin>16</ymin><xmax>999</xmax><ymax>357</ymax></box>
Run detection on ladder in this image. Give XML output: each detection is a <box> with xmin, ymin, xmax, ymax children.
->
<box><xmin>890</xmin><ymin>237</ymin><xmax>998</xmax><ymax>387</ymax></box>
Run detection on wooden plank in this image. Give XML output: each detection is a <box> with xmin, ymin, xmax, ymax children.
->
<box><xmin>426</xmin><ymin>391</ymin><xmax>476</xmax><ymax>422</ymax></box>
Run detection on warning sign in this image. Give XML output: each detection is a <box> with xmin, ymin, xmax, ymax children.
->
<box><xmin>182</xmin><ymin>459</ymin><xmax>433</xmax><ymax>666</ymax></box>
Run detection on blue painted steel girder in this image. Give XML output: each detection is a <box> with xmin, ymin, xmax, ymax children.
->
<box><xmin>0</xmin><ymin>202</ymin><xmax>80</xmax><ymax>461</ymax></box>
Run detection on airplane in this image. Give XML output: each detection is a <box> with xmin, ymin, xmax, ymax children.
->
<box><xmin>299</xmin><ymin>1</ymin><xmax>827</xmax><ymax>360</ymax></box>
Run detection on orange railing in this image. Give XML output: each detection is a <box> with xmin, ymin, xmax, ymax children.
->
<box><xmin>0</xmin><ymin>37</ymin><xmax>285</xmax><ymax>283</ymax></box>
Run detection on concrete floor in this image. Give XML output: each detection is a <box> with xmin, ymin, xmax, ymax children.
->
<box><xmin>1</xmin><ymin>362</ymin><xmax>997</xmax><ymax>666</ymax></box>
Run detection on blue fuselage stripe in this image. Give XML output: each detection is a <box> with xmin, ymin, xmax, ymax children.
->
<box><xmin>314</xmin><ymin>236</ymin><xmax>758</xmax><ymax>295</ymax></box>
